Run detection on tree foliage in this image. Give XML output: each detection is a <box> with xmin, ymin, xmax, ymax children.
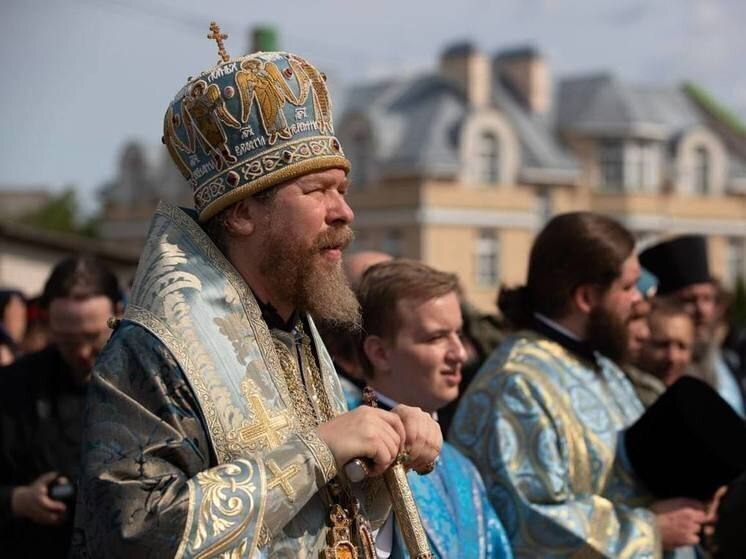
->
<box><xmin>19</xmin><ymin>188</ymin><xmax>98</xmax><ymax>237</ymax></box>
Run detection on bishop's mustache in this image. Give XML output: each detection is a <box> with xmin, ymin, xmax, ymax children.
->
<box><xmin>315</xmin><ymin>226</ymin><xmax>354</xmax><ymax>252</ymax></box>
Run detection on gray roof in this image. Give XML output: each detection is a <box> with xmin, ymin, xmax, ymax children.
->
<box><xmin>557</xmin><ymin>74</ymin><xmax>702</xmax><ymax>139</ymax></box>
<box><xmin>341</xmin><ymin>75</ymin><xmax>465</xmax><ymax>179</ymax></box>
<box><xmin>340</xmin><ymin>71</ymin><xmax>581</xmax><ymax>183</ymax></box>
<box><xmin>492</xmin><ymin>79</ymin><xmax>579</xmax><ymax>182</ymax></box>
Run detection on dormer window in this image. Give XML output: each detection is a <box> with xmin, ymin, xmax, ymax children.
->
<box><xmin>460</xmin><ymin>111</ymin><xmax>519</xmax><ymax>186</ymax></box>
<box><xmin>599</xmin><ymin>140</ymin><xmax>624</xmax><ymax>192</ymax></box>
<box><xmin>477</xmin><ymin>131</ymin><xmax>500</xmax><ymax>184</ymax></box>
<box><xmin>673</xmin><ymin>128</ymin><xmax>726</xmax><ymax>196</ymax></box>
<box><xmin>598</xmin><ymin>139</ymin><xmax>660</xmax><ymax>193</ymax></box>
<box><xmin>693</xmin><ymin>146</ymin><xmax>710</xmax><ymax>195</ymax></box>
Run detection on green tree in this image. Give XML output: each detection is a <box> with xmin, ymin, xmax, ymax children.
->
<box><xmin>19</xmin><ymin>188</ymin><xmax>98</xmax><ymax>237</ymax></box>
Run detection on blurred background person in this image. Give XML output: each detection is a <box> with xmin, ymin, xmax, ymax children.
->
<box><xmin>640</xmin><ymin>235</ymin><xmax>746</xmax><ymax>417</ymax></box>
<box><xmin>713</xmin><ymin>282</ymin><xmax>746</xmax><ymax>402</ymax></box>
<box><xmin>0</xmin><ymin>290</ymin><xmax>27</xmax><ymax>366</ymax></box>
<box><xmin>637</xmin><ymin>303</ymin><xmax>696</xmax><ymax>388</ymax></box>
<box><xmin>619</xmin><ymin>269</ymin><xmax>666</xmax><ymax>407</ymax></box>
<box><xmin>355</xmin><ymin>259</ymin><xmax>513</xmax><ymax>558</ymax></box>
<box><xmin>0</xmin><ymin>255</ymin><xmax>122</xmax><ymax>558</ymax></box>
<box><xmin>343</xmin><ymin>250</ymin><xmax>393</xmax><ymax>288</ymax></box>
<box><xmin>19</xmin><ymin>296</ymin><xmax>50</xmax><ymax>355</ymax></box>
<box><xmin>451</xmin><ymin>212</ymin><xmax>709</xmax><ymax>557</ymax></box>
<box><xmin>438</xmin><ymin>299</ymin><xmax>504</xmax><ymax>436</ymax></box>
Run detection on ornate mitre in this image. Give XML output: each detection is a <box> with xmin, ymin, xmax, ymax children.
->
<box><xmin>162</xmin><ymin>22</ymin><xmax>350</xmax><ymax>222</ymax></box>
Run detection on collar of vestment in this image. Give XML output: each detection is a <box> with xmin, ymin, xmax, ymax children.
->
<box><xmin>255</xmin><ymin>295</ymin><xmax>297</xmax><ymax>332</ymax></box>
<box><xmin>532</xmin><ymin>312</ymin><xmax>598</xmax><ymax>366</ymax></box>
<box><xmin>122</xmin><ymin>202</ymin><xmax>347</xmax><ymax>466</ymax></box>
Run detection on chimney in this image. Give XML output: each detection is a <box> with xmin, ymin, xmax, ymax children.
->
<box><xmin>494</xmin><ymin>46</ymin><xmax>550</xmax><ymax>114</ymax></box>
<box><xmin>439</xmin><ymin>42</ymin><xmax>491</xmax><ymax>108</ymax></box>
<box><xmin>249</xmin><ymin>25</ymin><xmax>279</xmax><ymax>53</ymax></box>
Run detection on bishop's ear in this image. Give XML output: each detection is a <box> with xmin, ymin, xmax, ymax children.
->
<box><xmin>222</xmin><ymin>198</ymin><xmax>257</xmax><ymax>237</ymax></box>
<box><xmin>362</xmin><ymin>335</ymin><xmax>391</xmax><ymax>376</ymax></box>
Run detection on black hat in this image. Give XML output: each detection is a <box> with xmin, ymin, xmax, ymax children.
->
<box><xmin>638</xmin><ymin>235</ymin><xmax>711</xmax><ymax>296</ymax></box>
<box><xmin>624</xmin><ymin>376</ymin><xmax>746</xmax><ymax>501</ymax></box>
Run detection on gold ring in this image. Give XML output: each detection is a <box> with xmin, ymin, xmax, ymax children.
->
<box><xmin>417</xmin><ymin>461</ymin><xmax>437</xmax><ymax>476</ymax></box>
<box><xmin>344</xmin><ymin>459</ymin><xmax>370</xmax><ymax>483</ymax></box>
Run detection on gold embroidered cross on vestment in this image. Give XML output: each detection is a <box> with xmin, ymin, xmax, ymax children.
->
<box><xmin>267</xmin><ymin>460</ymin><xmax>301</xmax><ymax>502</ymax></box>
<box><xmin>238</xmin><ymin>393</ymin><xmax>290</xmax><ymax>450</ymax></box>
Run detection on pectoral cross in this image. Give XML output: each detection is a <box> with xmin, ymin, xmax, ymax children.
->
<box><xmin>238</xmin><ymin>395</ymin><xmax>290</xmax><ymax>450</ymax></box>
<box><xmin>207</xmin><ymin>21</ymin><xmax>230</xmax><ymax>63</ymax></box>
<box><xmin>267</xmin><ymin>460</ymin><xmax>300</xmax><ymax>502</ymax></box>
<box><xmin>321</xmin><ymin>504</ymin><xmax>358</xmax><ymax>559</ymax></box>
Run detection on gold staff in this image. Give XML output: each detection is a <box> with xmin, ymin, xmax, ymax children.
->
<box><xmin>345</xmin><ymin>388</ymin><xmax>434</xmax><ymax>559</ymax></box>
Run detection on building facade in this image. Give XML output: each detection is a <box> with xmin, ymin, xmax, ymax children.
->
<box><xmin>0</xmin><ymin>221</ymin><xmax>139</xmax><ymax>296</ymax></box>
<box><xmin>338</xmin><ymin>44</ymin><xmax>746</xmax><ymax>311</ymax></box>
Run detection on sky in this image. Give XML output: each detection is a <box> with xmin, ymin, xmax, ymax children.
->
<box><xmin>1</xmin><ymin>0</ymin><xmax>745</xmax><ymax>215</ymax></box>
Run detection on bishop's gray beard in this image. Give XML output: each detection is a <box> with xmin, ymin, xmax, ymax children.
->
<box><xmin>260</xmin><ymin>225</ymin><xmax>361</xmax><ymax>333</ymax></box>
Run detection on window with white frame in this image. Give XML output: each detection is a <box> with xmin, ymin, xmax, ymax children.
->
<box><xmin>382</xmin><ymin>229</ymin><xmax>403</xmax><ymax>258</ymax></box>
<box><xmin>599</xmin><ymin>139</ymin><xmax>624</xmax><ymax>192</ymax></box>
<box><xmin>475</xmin><ymin>229</ymin><xmax>500</xmax><ymax>286</ymax></box>
<box><xmin>476</xmin><ymin>131</ymin><xmax>500</xmax><ymax>185</ymax></box>
<box><xmin>693</xmin><ymin>146</ymin><xmax>710</xmax><ymax>195</ymax></box>
<box><xmin>625</xmin><ymin>140</ymin><xmax>661</xmax><ymax>192</ymax></box>
<box><xmin>599</xmin><ymin>139</ymin><xmax>662</xmax><ymax>193</ymax></box>
<box><xmin>727</xmin><ymin>237</ymin><xmax>745</xmax><ymax>285</ymax></box>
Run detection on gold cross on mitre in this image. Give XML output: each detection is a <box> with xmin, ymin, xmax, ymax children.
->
<box><xmin>207</xmin><ymin>21</ymin><xmax>230</xmax><ymax>62</ymax></box>
<box><xmin>238</xmin><ymin>394</ymin><xmax>291</xmax><ymax>450</ymax></box>
<box><xmin>267</xmin><ymin>460</ymin><xmax>301</xmax><ymax>502</ymax></box>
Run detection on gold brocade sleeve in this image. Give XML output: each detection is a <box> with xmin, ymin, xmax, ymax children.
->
<box><xmin>177</xmin><ymin>431</ymin><xmax>335</xmax><ymax>558</ymax></box>
<box><xmin>71</xmin><ymin>324</ymin><xmax>337</xmax><ymax>559</ymax></box>
<box><xmin>464</xmin><ymin>370</ymin><xmax>661</xmax><ymax>559</ymax></box>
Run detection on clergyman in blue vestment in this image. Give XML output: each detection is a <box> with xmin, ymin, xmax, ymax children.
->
<box><xmin>344</xmin><ymin>258</ymin><xmax>513</xmax><ymax>558</ymax></box>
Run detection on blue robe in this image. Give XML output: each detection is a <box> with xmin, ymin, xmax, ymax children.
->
<box><xmin>398</xmin><ymin>444</ymin><xmax>513</xmax><ymax>559</ymax></box>
<box><xmin>72</xmin><ymin>204</ymin><xmax>391</xmax><ymax>558</ymax></box>
<box><xmin>341</xmin><ymin>378</ymin><xmax>513</xmax><ymax>559</ymax></box>
<box><xmin>450</xmin><ymin>331</ymin><xmax>661</xmax><ymax>558</ymax></box>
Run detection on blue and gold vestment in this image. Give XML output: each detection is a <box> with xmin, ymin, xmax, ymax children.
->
<box><xmin>71</xmin><ymin>203</ymin><xmax>390</xmax><ymax>558</ymax></box>
<box><xmin>342</xmin><ymin>379</ymin><xmax>513</xmax><ymax>558</ymax></box>
<box><xmin>450</xmin><ymin>331</ymin><xmax>661</xmax><ymax>558</ymax></box>
<box><xmin>400</xmin><ymin>444</ymin><xmax>513</xmax><ymax>559</ymax></box>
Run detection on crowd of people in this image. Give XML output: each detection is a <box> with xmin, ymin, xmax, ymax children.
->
<box><xmin>1</xmin><ymin>38</ymin><xmax>745</xmax><ymax>559</ymax></box>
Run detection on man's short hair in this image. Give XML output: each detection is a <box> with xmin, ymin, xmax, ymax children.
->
<box><xmin>499</xmin><ymin>212</ymin><xmax>635</xmax><ymax>327</ymax></box>
<box><xmin>648</xmin><ymin>300</ymin><xmax>694</xmax><ymax>329</ymax></box>
<box><xmin>356</xmin><ymin>259</ymin><xmax>460</xmax><ymax>376</ymax></box>
<box><xmin>41</xmin><ymin>255</ymin><xmax>121</xmax><ymax>308</ymax></box>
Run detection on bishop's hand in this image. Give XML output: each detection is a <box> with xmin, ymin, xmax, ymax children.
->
<box><xmin>317</xmin><ymin>406</ymin><xmax>407</xmax><ymax>477</ymax></box>
<box><xmin>390</xmin><ymin>404</ymin><xmax>442</xmax><ymax>474</ymax></box>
